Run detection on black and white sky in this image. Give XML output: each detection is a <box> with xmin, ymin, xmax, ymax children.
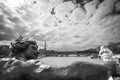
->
<box><xmin>0</xmin><ymin>0</ymin><xmax>120</xmax><ymax>51</ymax></box>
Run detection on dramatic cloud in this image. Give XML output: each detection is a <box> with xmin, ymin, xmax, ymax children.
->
<box><xmin>0</xmin><ymin>0</ymin><xmax>120</xmax><ymax>51</ymax></box>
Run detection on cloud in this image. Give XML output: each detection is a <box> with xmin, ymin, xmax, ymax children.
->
<box><xmin>54</xmin><ymin>1</ymin><xmax>77</xmax><ymax>21</ymax></box>
<box><xmin>0</xmin><ymin>12</ymin><xmax>15</xmax><ymax>40</ymax></box>
<box><xmin>0</xmin><ymin>0</ymin><xmax>120</xmax><ymax>51</ymax></box>
<box><xmin>69</xmin><ymin>7</ymin><xmax>86</xmax><ymax>23</ymax></box>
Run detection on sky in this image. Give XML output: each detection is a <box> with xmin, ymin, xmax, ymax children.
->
<box><xmin>0</xmin><ymin>0</ymin><xmax>120</xmax><ymax>51</ymax></box>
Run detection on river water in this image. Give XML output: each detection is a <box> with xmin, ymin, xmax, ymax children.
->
<box><xmin>40</xmin><ymin>57</ymin><xmax>104</xmax><ymax>67</ymax></box>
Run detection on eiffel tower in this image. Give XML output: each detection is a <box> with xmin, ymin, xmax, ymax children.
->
<box><xmin>44</xmin><ymin>40</ymin><xmax>46</xmax><ymax>51</ymax></box>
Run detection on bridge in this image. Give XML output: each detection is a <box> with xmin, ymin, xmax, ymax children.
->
<box><xmin>38</xmin><ymin>49</ymin><xmax>98</xmax><ymax>57</ymax></box>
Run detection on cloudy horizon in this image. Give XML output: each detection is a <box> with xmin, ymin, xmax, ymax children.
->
<box><xmin>0</xmin><ymin>0</ymin><xmax>120</xmax><ymax>51</ymax></box>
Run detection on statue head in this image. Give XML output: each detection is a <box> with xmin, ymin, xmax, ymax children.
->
<box><xmin>11</xmin><ymin>36</ymin><xmax>39</xmax><ymax>60</ymax></box>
